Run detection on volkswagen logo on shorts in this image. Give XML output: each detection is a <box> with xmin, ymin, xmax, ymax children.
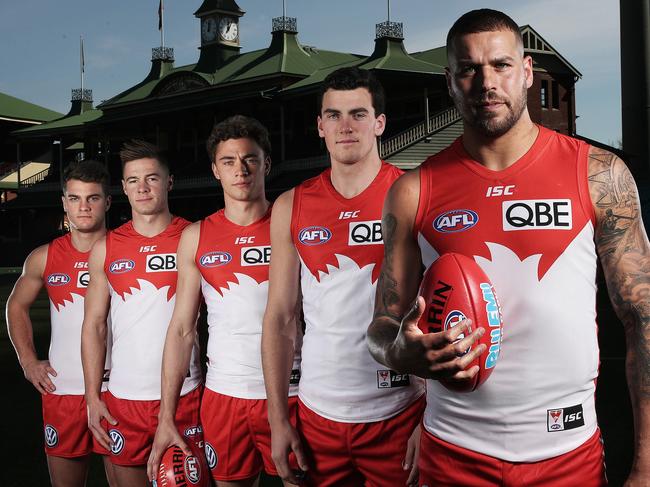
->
<box><xmin>204</xmin><ymin>442</ymin><xmax>217</xmax><ymax>469</ymax></box>
<box><xmin>44</xmin><ymin>424</ymin><xmax>58</xmax><ymax>447</ymax></box>
<box><xmin>298</xmin><ymin>226</ymin><xmax>332</xmax><ymax>246</ymax></box>
<box><xmin>109</xmin><ymin>429</ymin><xmax>125</xmax><ymax>455</ymax></box>
<box><xmin>433</xmin><ymin>209</ymin><xmax>478</xmax><ymax>233</ymax></box>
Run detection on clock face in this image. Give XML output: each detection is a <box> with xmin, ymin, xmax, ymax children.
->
<box><xmin>202</xmin><ymin>17</ymin><xmax>217</xmax><ymax>42</ymax></box>
<box><xmin>218</xmin><ymin>16</ymin><xmax>238</xmax><ymax>42</ymax></box>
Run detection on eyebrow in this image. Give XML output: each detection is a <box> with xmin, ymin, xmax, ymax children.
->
<box><xmin>323</xmin><ymin>107</ymin><xmax>369</xmax><ymax>114</ymax></box>
<box><xmin>218</xmin><ymin>153</ymin><xmax>260</xmax><ymax>161</ymax></box>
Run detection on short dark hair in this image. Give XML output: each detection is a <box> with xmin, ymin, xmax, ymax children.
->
<box><xmin>119</xmin><ymin>139</ymin><xmax>170</xmax><ymax>175</ymax></box>
<box><xmin>447</xmin><ymin>9</ymin><xmax>522</xmax><ymax>56</ymax></box>
<box><xmin>206</xmin><ymin>115</ymin><xmax>272</xmax><ymax>163</ymax></box>
<box><xmin>62</xmin><ymin>159</ymin><xmax>110</xmax><ymax>196</ymax></box>
<box><xmin>318</xmin><ymin>67</ymin><xmax>385</xmax><ymax>116</ymax></box>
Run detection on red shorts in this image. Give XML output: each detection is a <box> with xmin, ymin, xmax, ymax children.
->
<box><xmin>201</xmin><ymin>389</ymin><xmax>299</xmax><ymax>481</ymax></box>
<box><xmin>297</xmin><ymin>397</ymin><xmax>425</xmax><ymax>487</ymax></box>
<box><xmin>42</xmin><ymin>393</ymin><xmax>97</xmax><ymax>458</ymax></box>
<box><xmin>98</xmin><ymin>386</ymin><xmax>203</xmax><ymax>466</ymax></box>
<box><xmin>419</xmin><ymin>427</ymin><xmax>607</xmax><ymax>487</ymax></box>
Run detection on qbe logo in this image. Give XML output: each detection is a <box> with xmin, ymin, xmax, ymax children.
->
<box><xmin>108</xmin><ymin>429</ymin><xmax>125</xmax><ymax>454</ymax></box>
<box><xmin>47</xmin><ymin>273</ymin><xmax>70</xmax><ymax>286</ymax></box>
<box><xmin>109</xmin><ymin>259</ymin><xmax>135</xmax><ymax>274</ymax></box>
<box><xmin>298</xmin><ymin>226</ymin><xmax>332</xmax><ymax>246</ymax></box>
<box><xmin>44</xmin><ymin>424</ymin><xmax>58</xmax><ymax>447</ymax></box>
<box><xmin>547</xmin><ymin>404</ymin><xmax>585</xmax><ymax>432</ymax></box>
<box><xmin>348</xmin><ymin>220</ymin><xmax>382</xmax><ymax>246</ymax></box>
<box><xmin>145</xmin><ymin>253</ymin><xmax>177</xmax><ymax>273</ymax></box>
<box><xmin>503</xmin><ymin>199</ymin><xmax>572</xmax><ymax>231</ymax></box>
<box><xmin>433</xmin><ymin>209</ymin><xmax>478</xmax><ymax>233</ymax></box>
<box><xmin>199</xmin><ymin>251</ymin><xmax>232</xmax><ymax>268</ymax></box>
<box><xmin>185</xmin><ymin>455</ymin><xmax>201</xmax><ymax>484</ymax></box>
<box><xmin>204</xmin><ymin>442</ymin><xmax>218</xmax><ymax>469</ymax></box>
<box><xmin>77</xmin><ymin>271</ymin><xmax>90</xmax><ymax>288</ymax></box>
<box><xmin>241</xmin><ymin>245</ymin><xmax>271</xmax><ymax>266</ymax></box>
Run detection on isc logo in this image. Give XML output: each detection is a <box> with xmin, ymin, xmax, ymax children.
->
<box><xmin>547</xmin><ymin>404</ymin><xmax>585</xmax><ymax>432</ymax></box>
<box><xmin>298</xmin><ymin>226</ymin><xmax>332</xmax><ymax>246</ymax></box>
<box><xmin>77</xmin><ymin>271</ymin><xmax>90</xmax><ymax>288</ymax></box>
<box><xmin>503</xmin><ymin>199</ymin><xmax>572</xmax><ymax>231</ymax></box>
<box><xmin>146</xmin><ymin>253</ymin><xmax>177</xmax><ymax>273</ymax></box>
<box><xmin>109</xmin><ymin>259</ymin><xmax>135</xmax><ymax>274</ymax></box>
<box><xmin>47</xmin><ymin>273</ymin><xmax>70</xmax><ymax>286</ymax></box>
<box><xmin>241</xmin><ymin>246</ymin><xmax>271</xmax><ymax>266</ymax></box>
<box><xmin>199</xmin><ymin>251</ymin><xmax>232</xmax><ymax>268</ymax></box>
<box><xmin>433</xmin><ymin>209</ymin><xmax>478</xmax><ymax>233</ymax></box>
<box><xmin>348</xmin><ymin>220</ymin><xmax>382</xmax><ymax>246</ymax></box>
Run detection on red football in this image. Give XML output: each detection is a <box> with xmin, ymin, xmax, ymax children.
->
<box><xmin>417</xmin><ymin>253</ymin><xmax>503</xmax><ymax>392</ymax></box>
<box><xmin>155</xmin><ymin>443</ymin><xmax>209</xmax><ymax>487</ymax></box>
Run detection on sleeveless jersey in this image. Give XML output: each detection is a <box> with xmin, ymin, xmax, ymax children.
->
<box><xmin>196</xmin><ymin>208</ymin><xmax>301</xmax><ymax>399</ymax></box>
<box><xmin>415</xmin><ymin>126</ymin><xmax>598</xmax><ymax>462</ymax></box>
<box><xmin>292</xmin><ymin>162</ymin><xmax>424</xmax><ymax>422</ymax></box>
<box><xmin>44</xmin><ymin>234</ymin><xmax>109</xmax><ymax>395</ymax></box>
<box><xmin>105</xmin><ymin>217</ymin><xmax>202</xmax><ymax>400</ymax></box>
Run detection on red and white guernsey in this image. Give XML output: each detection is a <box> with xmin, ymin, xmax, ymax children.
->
<box><xmin>105</xmin><ymin>217</ymin><xmax>202</xmax><ymax>400</ymax></box>
<box><xmin>196</xmin><ymin>208</ymin><xmax>300</xmax><ymax>399</ymax></box>
<box><xmin>292</xmin><ymin>162</ymin><xmax>424</xmax><ymax>422</ymax></box>
<box><xmin>44</xmin><ymin>233</ymin><xmax>109</xmax><ymax>395</ymax></box>
<box><xmin>416</xmin><ymin>126</ymin><xmax>598</xmax><ymax>462</ymax></box>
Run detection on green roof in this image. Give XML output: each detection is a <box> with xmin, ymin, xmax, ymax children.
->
<box><xmin>0</xmin><ymin>92</ymin><xmax>62</xmax><ymax>124</ymax></box>
<box><xmin>13</xmin><ymin>109</ymin><xmax>103</xmax><ymax>136</ymax></box>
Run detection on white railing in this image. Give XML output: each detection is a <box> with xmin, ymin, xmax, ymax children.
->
<box><xmin>380</xmin><ymin>106</ymin><xmax>460</xmax><ymax>158</ymax></box>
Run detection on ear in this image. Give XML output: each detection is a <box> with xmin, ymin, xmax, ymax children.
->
<box><xmin>105</xmin><ymin>195</ymin><xmax>112</xmax><ymax>212</ymax></box>
<box><xmin>121</xmin><ymin>179</ymin><xmax>127</xmax><ymax>195</ymax></box>
<box><xmin>211</xmin><ymin>161</ymin><xmax>220</xmax><ymax>180</ymax></box>
<box><xmin>167</xmin><ymin>174</ymin><xmax>174</xmax><ymax>191</ymax></box>
<box><xmin>374</xmin><ymin>113</ymin><xmax>386</xmax><ymax>137</ymax></box>
<box><xmin>264</xmin><ymin>156</ymin><xmax>271</xmax><ymax>176</ymax></box>
<box><xmin>61</xmin><ymin>195</ymin><xmax>68</xmax><ymax>213</ymax></box>
<box><xmin>445</xmin><ymin>67</ymin><xmax>453</xmax><ymax>98</ymax></box>
<box><xmin>523</xmin><ymin>55</ymin><xmax>534</xmax><ymax>89</ymax></box>
<box><xmin>317</xmin><ymin>115</ymin><xmax>325</xmax><ymax>139</ymax></box>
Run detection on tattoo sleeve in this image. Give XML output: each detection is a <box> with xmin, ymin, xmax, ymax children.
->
<box><xmin>373</xmin><ymin>212</ymin><xmax>402</xmax><ymax>324</ymax></box>
<box><xmin>589</xmin><ymin>148</ymin><xmax>650</xmax><ymax>399</ymax></box>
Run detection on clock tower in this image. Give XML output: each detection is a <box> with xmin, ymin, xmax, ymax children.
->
<box><xmin>194</xmin><ymin>0</ymin><xmax>245</xmax><ymax>72</ymax></box>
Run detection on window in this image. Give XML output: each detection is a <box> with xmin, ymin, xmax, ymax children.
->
<box><xmin>541</xmin><ymin>80</ymin><xmax>549</xmax><ymax>109</ymax></box>
<box><xmin>551</xmin><ymin>81</ymin><xmax>560</xmax><ymax>109</ymax></box>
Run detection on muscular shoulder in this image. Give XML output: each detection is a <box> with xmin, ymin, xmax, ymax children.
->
<box><xmin>23</xmin><ymin>244</ymin><xmax>49</xmax><ymax>279</ymax></box>
<box><xmin>272</xmin><ymin>188</ymin><xmax>295</xmax><ymax>219</ymax></box>
<box><xmin>587</xmin><ymin>146</ymin><xmax>637</xmax><ymax>215</ymax></box>
<box><xmin>385</xmin><ymin>169</ymin><xmax>420</xmax><ymax>217</ymax></box>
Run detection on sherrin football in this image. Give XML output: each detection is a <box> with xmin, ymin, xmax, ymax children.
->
<box><xmin>154</xmin><ymin>443</ymin><xmax>209</xmax><ymax>487</ymax></box>
<box><xmin>417</xmin><ymin>253</ymin><xmax>503</xmax><ymax>392</ymax></box>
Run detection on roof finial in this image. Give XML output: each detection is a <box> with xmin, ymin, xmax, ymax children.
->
<box><xmin>387</xmin><ymin>0</ymin><xmax>390</xmax><ymax>22</ymax></box>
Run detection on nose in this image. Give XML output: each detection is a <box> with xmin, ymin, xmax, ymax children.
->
<box><xmin>476</xmin><ymin>65</ymin><xmax>496</xmax><ymax>93</ymax></box>
<box><xmin>339</xmin><ymin>117</ymin><xmax>353</xmax><ymax>134</ymax></box>
<box><xmin>136</xmin><ymin>179</ymin><xmax>149</xmax><ymax>193</ymax></box>
<box><xmin>79</xmin><ymin>199</ymin><xmax>91</xmax><ymax>211</ymax></box>
<box><xmin>235</xmin><ymin>158</ymin><xmax>250</xmax><ymax>176</ymax></box>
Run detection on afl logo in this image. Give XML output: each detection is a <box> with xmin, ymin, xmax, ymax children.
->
<box><xmin>108</xmin><ymin>429</ymin><xmax>125</xmax><ymax>455</ymax></box>
<box><xmin>185</xmin><ymin>455</ymin><xmax>201</xmax><ymax>484</ymax></box>
<box><xmin>44</xmin><ymin>424</ymin><xmax>58</xmax><ymax>447</ymax></box>
<box><xmin>299</xmin><ymin>226</ymin><xmax>332</xmax><ymax>246</ymax></box>
<box><xmin>109</xmin><ymin>259</ymin><xmax>135</xmax><ymax>274</ymax></box>
<box><xmin>199</xmin><ymin>251</ymin><xmax>232</xmax><ymax>267</ymax></box>
<box><xmin>433</xmin><ymin>209</ymin><xmax>478</xmax><ymax>233</ymax></box>
<box><xmin>204</xmin><ymin>442</ymin><xmax>218</xmax><ymax>469</ymax></box>
<box><xmin>445</xmin><ymin>310</ymin><xmax>470</xmax><ymax>355</ymax></box>
<box><xmin>47</xmin><ymin>273</ymin><xmax>70</xmax><ymax>286</ymax></box>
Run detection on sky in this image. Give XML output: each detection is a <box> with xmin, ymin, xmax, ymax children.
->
<box><xmin>0</xmin><ymin>0</ymin><xmax>620</xmax><ymax>146</ymax></box>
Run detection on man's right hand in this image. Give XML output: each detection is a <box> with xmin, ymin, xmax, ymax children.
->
<box><xmin>22</xmin><ymin>359</ymin><xmax>57</xmax><ymax>394</ymax></box>
<box><xmin>147</xmin><ymin>418</ymin><xmax>190</xmax><ymax>481</ymax></box>
<box><xmin>270</xmin><ymin>420</ymin><xmax>308</xmax><ymax>485</ymax></box>
<box><xmin>86</xmin><ymin>396</ymin><xmax>117</xmax><ymax>451</ymax></box>
<box><xmin>389</xmin><ymin>296</ymin><xmax>486</xmax><ymax>382</ymax></box>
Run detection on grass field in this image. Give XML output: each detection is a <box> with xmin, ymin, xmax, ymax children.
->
<box><xmin>0</xmin><ymin>274</ymin><xmax>634</xmax><ymax>486</ymax></box>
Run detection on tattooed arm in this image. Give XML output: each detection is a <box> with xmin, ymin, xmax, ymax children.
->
<box><xmin>588</xmin><ymin>147</ymin><xmax>650</xmax><ymax>484</ymax></box>
<box><xmin>367</xmin><ymin>169</ymin><xmax>485</xmax><ymax>380</ymax></box>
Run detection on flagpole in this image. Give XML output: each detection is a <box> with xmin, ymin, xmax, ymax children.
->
<box><xmin>80</xmin><ymin>35</ymin><xmax>84</xmax><ymax>92</ymax></box>
<box><xmin>160</xmin><ymin>0</ymin><xmax>165</xmax><ymax>48</ymax></box>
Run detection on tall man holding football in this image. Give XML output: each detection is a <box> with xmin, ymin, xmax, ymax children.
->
<box><xmin>81</xmin><ymin>140</ymin><xmax>202</xmax><ymax>487</ymax></box>
<box><xmin>368</xmin><ymin>8</ymin><xmax>650</xmax><ymax>486</ymax></box>
<box><xmin>263</xmin><ymin>67</ymin><xmax>424</xmax><ymax>487</ymax></box>
<box><xmin>7</xmin><ymin>160</ymin><xmax>115</xmax><ymax>487</ymax></box>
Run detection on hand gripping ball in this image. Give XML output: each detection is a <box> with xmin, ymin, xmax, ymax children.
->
<box><xmin>417</xmin><ymin>253</ymin><xmax>503</xmax><ymax>392</ymax></box>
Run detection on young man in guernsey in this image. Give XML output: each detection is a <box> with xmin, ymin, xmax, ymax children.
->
<box><xmin>81</xmin><ymin>140</ymin><xmax>203</xmax><ymax>487</ymax></box>
<box><xmin>145</xmin><ymin>115</ymin><xmax>302</xmax><ymax>487</ymax></box>
<box><xmin>6</xmin><ymin>160</ymin><xmax>116</xmax><ymax>487</ymax></box>
<box><xmin>262</xmin><ymin>67</ymin><xmax>425</xmax><ymax>487</ymax></box>
<box><xmin>367</xmin><ymin>9</ymin><xmax>650</xmax><ymax>486</ymax></box>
